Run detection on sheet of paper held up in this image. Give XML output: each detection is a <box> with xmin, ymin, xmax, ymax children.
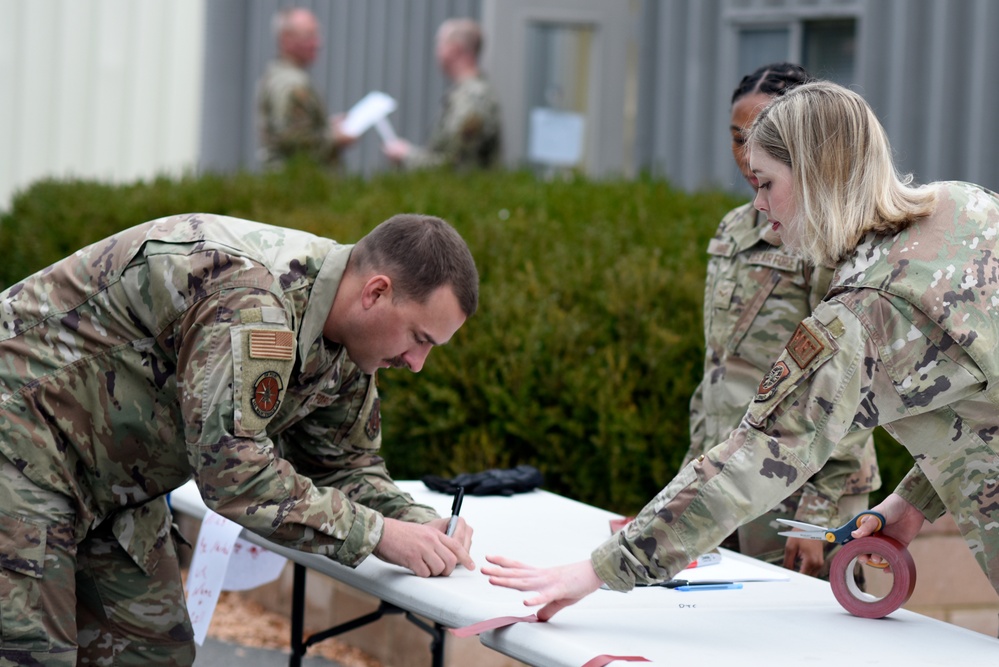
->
<box><xmin>342</xmin><ymin>91</ymin><xmax>398</xmax><ymax>138</ymax></box>
<box><xmin>185</xmin><ymin>511</ymin><xmax>287</xmax><ymax>645</ymax></box>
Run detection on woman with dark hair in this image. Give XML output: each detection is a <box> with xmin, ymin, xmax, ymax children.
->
<box><xmin>684</xmin><ymin>63</ymin><xmax>880</xmax><ymax>578</ymax></box>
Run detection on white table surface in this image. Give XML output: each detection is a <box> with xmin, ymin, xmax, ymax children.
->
<box><xmin>169</xmin><ymin>480</ymin><xmax>999</xmax><ymax>666</ymax></box>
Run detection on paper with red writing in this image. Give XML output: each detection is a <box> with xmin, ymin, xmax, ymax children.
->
<box><xmin>185</xmin><ymin>510</ymin><xmax>245</xmax><ymax>645</ymax></box>
<box><xmin>222</xmin><ymin>538</ymin><xmax>287</xmax><ymax>591</ymax></box>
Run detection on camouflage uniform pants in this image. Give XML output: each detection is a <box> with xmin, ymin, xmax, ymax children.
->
<box><xmin>736</xmin><ymin>491</ymin><xmax>870</xmax><ymax>582</ymax></box>
<box><xmin>0</xmin><ymin>455</ymin><xmax>195</xmax><ymax>666</ymax></box>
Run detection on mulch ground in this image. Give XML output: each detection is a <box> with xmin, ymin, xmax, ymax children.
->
<box><xmin>187</xmin><ymin>571</ymin><xmax>385</xmax><ymax>667</ymax></box>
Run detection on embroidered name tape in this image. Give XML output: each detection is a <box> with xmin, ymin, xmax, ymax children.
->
<box><xmin>249</xmin><ymin>329</ymin><xmax>294</xmax><ymax>360</ymax></box>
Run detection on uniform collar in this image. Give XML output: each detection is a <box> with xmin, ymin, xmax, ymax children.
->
<box><xmin>724</xmin><ymin>205</ymin><xmax>782</xmax><ymax>251</ymax></box>
<box><xmin>299</xmin><ymin>243</ymin><xmax>353</xmax><ymax>360</ymax></box>
<box><xmin>759</xmin><ymin>212</ymin><xmax>782</xmax><ymax>246</ymax></box>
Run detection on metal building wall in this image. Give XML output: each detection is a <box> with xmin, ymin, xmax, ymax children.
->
<box><xmin>199</xmin><ymin>0</ymin><xmax>482</xmax><ymax>177</ymax></box>
<box><xmin>636</xmin><ymin>0</ymin><xmax>999</xmax><ymax>195</ymax></box>
<box><xmin>856</xmin><ymin>0</ymin><xmax>999</xmax><ymax>190</ymax></box>
<box><xmin>0</xmin><ymin>0</ymin><xmax>206</xmax><ymax>211</ymax></box>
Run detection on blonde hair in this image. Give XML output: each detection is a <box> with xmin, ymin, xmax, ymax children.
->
<box><xmin>748</xmin><ymin>81</ymin><xmax>937</xmax><ymax>266</ymax></box>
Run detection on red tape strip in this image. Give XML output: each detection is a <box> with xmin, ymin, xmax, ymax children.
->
<box><xmin>829</xmin><ymin>534</ymin><xmax>917</xmax><ymax>618</ymax></box>
<box><xmin>450</xmin><ymin>615</ymin><xmax>651</xmax><ymax>667</ymax></box>
<box><xmin>448</xmin><ymin>613</ymin><xmax>539</xmax><ymax>638</ymax></box>
<box><xmin>580</xmin><ymin>655</ymin><xmax>651</xmax><ymax>667</ymax></box>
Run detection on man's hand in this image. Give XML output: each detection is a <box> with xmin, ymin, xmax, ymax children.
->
<box><xmin>783</xmin><ymin>536</ymin><xmax>825</xmax><ymax>576</ymax></box>
<box><xmin>381</xmin><ymin>138</ymin><xmax>413</xmax><ymax>163</ymax></box>
<box><xmin>481</xmin><ymin>556</ymin><xmax>604</xmax><ymax>621</ymax></box>
<box><xmin>851</xmin><ymin>493</ymin><xmax>926</xmax><ymax>568</ymax></box>
<box><xmin>330</xmin><ymin>114</ymin><xmax>357</xmax><ymax>149</ymax></box>
<box><xmin>373</xmin><ymin>517</ymin><xmax>474</xmax><ymax>577</ymax></box>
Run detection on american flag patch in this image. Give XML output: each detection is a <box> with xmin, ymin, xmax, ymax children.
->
<box><xmin>249</xmin><ymin>329</ymin><xmax>294</xmax><ymax>360</ymax></box>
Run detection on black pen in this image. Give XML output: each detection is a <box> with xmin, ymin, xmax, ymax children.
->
<box><xmin>445</xmin><ymin>486</ymin><xmax>465</xmax><ymax>537</ymax></box>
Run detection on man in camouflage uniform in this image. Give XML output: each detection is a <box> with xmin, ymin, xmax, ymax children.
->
<box><xmin>0</xmin><ymin>213</ymin><xmax>477</xmax><ymax>665</ymax></box>
<box><xmin>257</xmin><ymin>8</ymin><xmax>354</xmax><ymax>169</ymax></box>
<box><xmin>686</xmin><ymin>200</ymin><xmax>880</xmax><ymax>575</ymax></box>
<box><xmin>382</xmin><ymin>18</ymin><xmax>502</xmax><ymax>170</ymax></box>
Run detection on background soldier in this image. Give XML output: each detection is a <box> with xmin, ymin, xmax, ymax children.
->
<box><xmin>684</xmin><ymin>63</ymin><xmax>880</xmax><ymax>577</ymax></box>
<box><xmin>256</xmin><ymin>7</ymin><xmax>355</xmax><ymax>169</ymax></box>
<box><xmin>0</xmin><ymin>213</ymin><xmax>476</xmax><ymax>665</ymax></box>
<box><xmin>383</xmin><ymin>18</ymin><xmax>503</xmax><ymax>170</ymax></box>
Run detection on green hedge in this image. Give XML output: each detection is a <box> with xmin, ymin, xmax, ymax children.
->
<box><xmin>0</xmin><ymin>165</ymin><xmax>907</xmax><ymax>514</ymax></box>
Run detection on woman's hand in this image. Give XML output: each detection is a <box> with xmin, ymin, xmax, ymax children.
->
<box><xmin>481</xmin><ymin>555</ymin><xmax>604</xmax><ymax>621</ymax></box>
<box><xmin>851</xmin><ymin>493</ymin><xmax>926</xmax><ymax>568</ymax></box>
<box><xmin>783</xmin><ymin>536</ymin><xmax>826</xmax><ymax>575</ymax></box>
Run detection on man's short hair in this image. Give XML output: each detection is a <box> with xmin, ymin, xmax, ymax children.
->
<box><xmin>273</xmin><ymin>7</ymin><xmax>311</xmax><ymax>40</ymax></box>
<box><xmin>352</xmin><ymin>214</ymin><xmax>479</xmax><ymax>317</ymax></box>
<box><xmin>438</xmin><ymin>18</ymin><xmax>483</xmax><ymax>58</ymax></box>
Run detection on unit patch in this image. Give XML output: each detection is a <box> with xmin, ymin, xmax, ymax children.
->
<box><xmin>365</xmin><ymin>397</ymin><xmax>381</xmax><ymax>440</ymax></box>
<box><xmin>249</xmin><ymin>329</ymin><xmax>295</xmax><ymax>360</ymax></box>
<box><xmin>755</xmin><ymin>361</ymin><xmax>790</xmax><ymax>402</ymax></box>
<box><xmin>787</xmin><ymin>322</ymin><xmax>824</xmax><ymax>369</ymax></box>
<box><xmin>251</xmin><ymin>371</ymin><xmax>284</xmax><ymax>418</ymax></box>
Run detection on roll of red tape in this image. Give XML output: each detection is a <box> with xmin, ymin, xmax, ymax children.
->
<box><xmin>829</xmin><ymin>535</ymin><xmax>916</xmax><ymax>619</ymax></box>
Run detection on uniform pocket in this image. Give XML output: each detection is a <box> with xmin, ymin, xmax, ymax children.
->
<box><xmin>111</xmin><ymin>497</ymin><xmax>172</xmax><ymax>576</ymax></box>
<box><xmin>0</xmin><ymin>511</ymin><xmax>50</xmax><ymax>650</ymax></box>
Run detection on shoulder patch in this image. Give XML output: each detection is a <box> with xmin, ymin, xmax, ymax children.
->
<box><xmin>240</xmin><ymin>308</ymin><xmax>263</xmax><ymax>323</ymax></box>
<box><xmin>250</xmin><ymin>371</ymin><xmax>284</xmax><ymax>418</ymax></box>
<box><xmin>787</xmin><ymin>322</ymin><xmax>825</xmax><ymax>369</ymax></box>
<box><xmin>755</xmin><ymin>361</ymin><xmax>791</xmax><ymax>402</ymax></box>
<box><xmin>250</xmin><ymin>329</ymin><xmax>294</xmax><ymax>360</ymax></box>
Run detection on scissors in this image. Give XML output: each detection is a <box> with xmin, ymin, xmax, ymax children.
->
<box><xmin>776</xmin><ymin>510</ymin><xmax>885</xmax><ymax>545</ymax></box>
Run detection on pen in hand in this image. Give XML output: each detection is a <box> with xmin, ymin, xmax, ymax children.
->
<box><xmin>445</xmin><ymin>486</ymin><xmax>465</xmax><ymax>537</ymax></box>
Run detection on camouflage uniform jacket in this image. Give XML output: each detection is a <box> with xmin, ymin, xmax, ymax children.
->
<box><xmin>257</xmin><ymin>58</ymin><xmax>341</xmax><ymax>168</ymax></box>
<box><xmin>0</xmin><ymin>213</ymin><xmax>437</xmax><ymax>574</ymax></box>
<box><xmin>403</xmin><ymin>74</ymin><xmax>502</xmax><ymax>170</ymax></box>
<box><xmin>686</xmin><ymin>202</ymin><xmax>880</xmax><ymax>528</ymax></box>
<box><xmin>592</xmin><ymin>182</ymin><xmax>999</xmax><ymax>593</ymax></box>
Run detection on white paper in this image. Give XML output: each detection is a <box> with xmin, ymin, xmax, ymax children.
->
<box><xmin>528</xmin><ymin>107</ymin><xmax>585</xmax><ymax>166</ymax></box>
<box><xmin>682</xmin><ymin>555</ymin><xmax>790</xmax><ymax>583</ymax></box>
<box><xmin>342</xmin><ymin>91</ymin><xmax>398</xmax><ymax>138</ymax></box>
<box><xmin>222</xmin><ymin>538</ymin><xmax>287</xmax><ymax>591</ymax></box>
<box><xmin>374</xmin><ymin>117</ymin><xmax>399</xmax><ymax>144</ymax></box>
<box><xmin>185</xmin><ymin>510</ymin><xmax>244</xmax><ymax>645</ymax></box>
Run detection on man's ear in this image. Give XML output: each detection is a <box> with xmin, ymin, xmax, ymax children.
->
<box><xmin>360</xmin><ymin>274</ymin><xmax>392</xmax><ymax>310</ymax></box>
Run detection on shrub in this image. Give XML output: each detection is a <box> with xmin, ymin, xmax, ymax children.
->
<box><xmin>0</xmin><ymin>165</ymin><xmax>907</xmax><ymax>514</ymax></box>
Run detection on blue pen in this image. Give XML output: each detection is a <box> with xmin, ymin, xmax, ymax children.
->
<box><xmin>676</xmin><ymin>583</ymin><xmax>743</xmax><ymax>592</ymax></box>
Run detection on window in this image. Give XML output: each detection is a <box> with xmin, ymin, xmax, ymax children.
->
<box><xmin>736</xmin><ymin>18</ymin><xmax>857</xmax><ymax>86</ymax></box>
<box><xmin>524</xmin><ymin>22</ymin><xmax>595</xmax><ymax>171</ymax></box>
<box><xmin>802</xmin><ymin>20</ymin><xmax>856</xmax><ymax>84</ymax></box>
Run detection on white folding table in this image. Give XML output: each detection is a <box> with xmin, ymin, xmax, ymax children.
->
<box><xmin>169</xmin><ymin>480</ymin><xmax>999</xmax><ymax>667</ymax></box>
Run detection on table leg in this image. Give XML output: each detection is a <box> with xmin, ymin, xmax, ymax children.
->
<box><xmin>289</xmin><ymin>563</ymin><xmax>307</xmax><ymax>667</ymax></box>
<box><xmin>286</xmin><ymin>563</ymin><xmax>448</xmax><ymax>667</ymax></box>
